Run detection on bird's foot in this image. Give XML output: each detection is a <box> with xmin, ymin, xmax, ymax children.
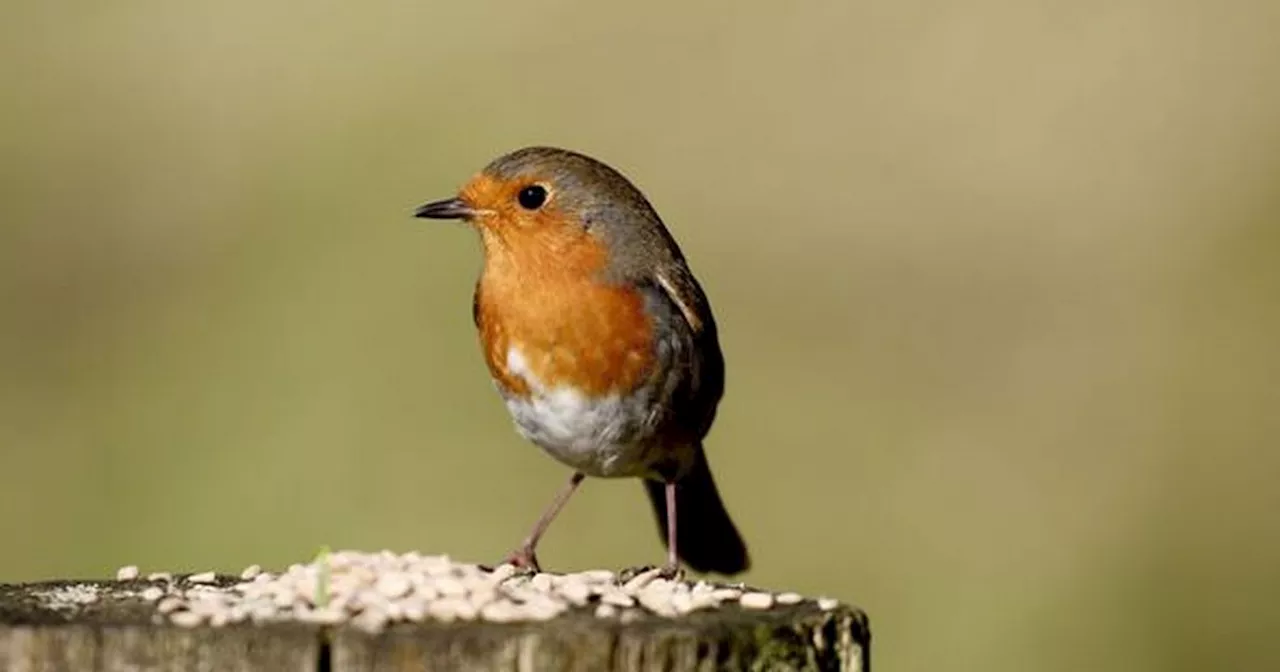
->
<box><xmin>502</xmin><ymin>546</ymin><xmax>542</xmax><ymax>573</ymax></box>
<box><xmin>618</xmin><ymin>563</ymin><xmax>685</xmax><ymax>583</ymax></box>
<box><xmin>658</xmin><ymin>561</ymin><xmax>685</xmax><ymax>582</ymax></box>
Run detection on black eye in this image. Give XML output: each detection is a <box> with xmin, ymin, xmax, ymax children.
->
<box><xmin>517</xmin><ymin>185</ymin><xmax>547</xmax><ymax>210</ymax></box>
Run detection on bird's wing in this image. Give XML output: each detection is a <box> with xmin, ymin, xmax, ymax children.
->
<box><xmin>646</xmin><ymin>262</ymin><xmax>725</xmax><ymax>439</ymax></box>
<box><xmin>653</xmin><ymin>267</ymin><xmax>706</xmax><ymax>335</ymax></box>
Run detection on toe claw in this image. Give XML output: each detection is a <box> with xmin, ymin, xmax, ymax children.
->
<box><xmin>503</xmin><ymin>548</ymin><xmax>541</xmax><ymax>573</ymax></box>
<box><xmin>618</xmin><ymin>565</ymin><xmax>657</xmax><ymax>582</ymax></box>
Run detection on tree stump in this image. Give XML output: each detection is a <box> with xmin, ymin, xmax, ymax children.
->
<box><xmin>0</xmin><ymin>560</ymin><xmax>869</xmax><ymax>671</ymax></box>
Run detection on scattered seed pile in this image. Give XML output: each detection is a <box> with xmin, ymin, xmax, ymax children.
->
<box><xmin>115</xmin><ymin>551</ymin><xmax>840</xmax><ymax>634</ymax></box>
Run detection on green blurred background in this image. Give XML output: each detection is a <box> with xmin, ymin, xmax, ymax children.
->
<box><xmin>3</xmin><ymin>1</ymin><xmax>1278</xmax><ymax>670</ymax></box>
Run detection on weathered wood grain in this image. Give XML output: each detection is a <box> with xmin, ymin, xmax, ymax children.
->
<box><xmin>0</xmin><ymin>579</ymin><xmax>870</xmax><ymax>671</ymax></box>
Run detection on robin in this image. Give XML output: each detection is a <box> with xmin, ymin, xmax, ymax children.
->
<box><xmin>414</xmin><ymin>146</ymin><xmax>749</xmax><ymax>576</ymax></box>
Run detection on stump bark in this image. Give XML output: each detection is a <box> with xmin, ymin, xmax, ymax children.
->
<box><xmin>0</xmin><ymin>578</ymin><xmax>870</xmax><ymax>671</ymax></box>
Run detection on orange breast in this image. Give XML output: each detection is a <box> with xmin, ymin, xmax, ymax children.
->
<box><xmin>473</xmin><ymin>225</ymin><xmax>655</xmax><ymax>398</ymax></box>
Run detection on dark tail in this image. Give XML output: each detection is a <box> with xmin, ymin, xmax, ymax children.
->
<box><xmin>644</xmin><ymin>447</ymin><xmax>750</xmax><ymax>575</ymax></box>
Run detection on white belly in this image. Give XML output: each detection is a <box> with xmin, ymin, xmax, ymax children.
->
<box><xmin>501</xmin><ymin>348</ymin><xmax>657</xmax><ymax>478</ymax></box>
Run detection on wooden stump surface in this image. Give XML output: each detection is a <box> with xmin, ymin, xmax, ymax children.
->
<box><xmin>0</xmin><ymin>578</ymin><xmax>870</xmax><ymax>671</ymax></box>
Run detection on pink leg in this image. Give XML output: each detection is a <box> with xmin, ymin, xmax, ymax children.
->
<box><xmin>663</xmin><ymin>481</ymin><xmax>680</xmax><ymax>575</ymax></box>
<box><xmin>505</xmin><ymin>472</ymin><xmax>585</xmax><ymax>572</ymax></box>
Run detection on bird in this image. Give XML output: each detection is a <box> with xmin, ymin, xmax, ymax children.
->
<box><xmin>413</xmin><ymin>146</ymin><xmax>749</xmax><ymax>576</ymax></box>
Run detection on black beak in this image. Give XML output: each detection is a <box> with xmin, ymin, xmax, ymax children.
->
<box><xmin>413</xmin><ymin>197</ymin><xmax>474</xmax><ymax>220</ymax></box>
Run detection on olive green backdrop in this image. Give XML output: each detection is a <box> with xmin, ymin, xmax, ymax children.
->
<box><xmin>2</xmin><ymin>2</ymin><xmax>1277</xmax><ymax>670</ymax></box>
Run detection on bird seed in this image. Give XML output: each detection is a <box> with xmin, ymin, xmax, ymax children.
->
<box><xmin>111</xmin><ymin>551</ymin><xmax>841</xmax><ymax>634</ymax></box>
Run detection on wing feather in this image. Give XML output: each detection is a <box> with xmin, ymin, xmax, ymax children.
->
<box><xmin>653</xmin><ymin>267</ymin><xmax>706</xmax><ymax>335</ymax></box>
